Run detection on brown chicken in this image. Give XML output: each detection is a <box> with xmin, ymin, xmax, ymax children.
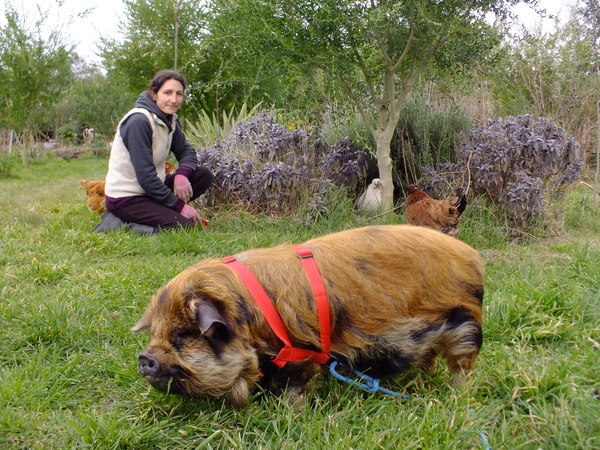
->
<box><xmin>80</xmin><ymin>162</ymin><xmax>177</xmax><ymax>214</ymax></box>
<box><xmin>404</xmin><ymin>184</ymin><xmax>467</xmax><ymax>238</ymax></box>
<box><xmin>80</xmin><ymin>179</ymin><xmax>106</xmax><ymax>213</ymax></box>
<box><xmin>164</xmin><ymin>162</ymin><xmax>176</xmax><ymax>174</ymax></box>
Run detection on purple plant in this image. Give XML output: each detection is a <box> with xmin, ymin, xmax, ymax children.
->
<box><xmin>417</xmin><ymin>115</ymin><xmax>583</xmax><ymax>228</ymax></box>
<box><xmin>320</xmin><ymin>138</ymin><xmax>368</xmax><ymax>191</ymax></box>
<box><xmin>247</xmin><ymin>162</ymin><xmax>305</xmax><ymax>212</ymax></box>
<box><xmin>195</xmin><ymin>111</ymin><xmax>369</xmax><ymax>216</ymax></box>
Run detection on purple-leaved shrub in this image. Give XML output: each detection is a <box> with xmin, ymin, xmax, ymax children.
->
<box><xmin>419</xmin><ymin>115</ymin><xmax>583</xmax><ymax>228</ymax></box>
<box><xmin>196</xmin><ymin>111</ymin><xmax>369</xmax><ymax>215</ymax></box>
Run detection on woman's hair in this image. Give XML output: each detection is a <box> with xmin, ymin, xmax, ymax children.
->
<box><xmin>147</xmin><ymin>70</ymin><xmax>187</xmax><ymax>93</ymax></box>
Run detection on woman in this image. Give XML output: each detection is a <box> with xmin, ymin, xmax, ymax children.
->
<box><xmin>94</xmin><ymin>70</ymin><xmax>214</xmax><ymax>233</ymax></box>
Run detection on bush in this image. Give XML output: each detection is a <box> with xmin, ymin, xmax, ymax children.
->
<box><xmin>0</xmin><ymin>153</ymin><xmax>19</xmax><ymax>179</ymax></box>
<box><xmin>195</xmin><ymin>111</ymin><xmax>370</xmax><ymax>218</ymax></box>
<box><xmin>418</xmin><ymin>115</ymin><xmax>583</xmax><ymax>229</ymax></box>
<box><xmin>185</xmin><ymin>102</ymin><xmax>262</xmax><ymax>149</ymax></box>
<box><xmin>56</xmin><ymin>123</ymin><xmax>78</xmax><ymax>145</ymax></box>
<box><xmin>393</xmin><ymin>95</ymin><xmax>472</xmax><ymax>183</ymax></box>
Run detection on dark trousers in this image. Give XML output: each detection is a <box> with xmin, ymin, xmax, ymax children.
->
<box><xmin>110</xmin><ymin>166</ymin><xmax>214</xmax><ymax>230</ymax></box>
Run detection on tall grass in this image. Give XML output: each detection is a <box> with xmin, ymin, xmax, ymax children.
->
<box><xmin>185</xmin><ymin>102</ymin><xmax>263</xmax><ymax>149</ymax></box>
<box><xmin>393</xmin><ymin>94</ymin><xmax>472</xmax><ymax>184</ymax></box>
<box><xmin>0</xmin><ymin>155</ymin><xmax>598</xmax><ymax>448</ymax></box>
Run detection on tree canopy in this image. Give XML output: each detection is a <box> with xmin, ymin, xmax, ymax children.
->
<box><xmin>0</xmin><ymin>3</ymin><xmax>74</xmax><ymax>139</ymax></box>
<box><xmin>100</xmin><ymin>0</ymin><xmax>211</xmax><ymax>114</ymax></box>
<box><xmin>206</xmin><ymin>0</ymin><xmax>531</xmax><ymax>210</ymax></box>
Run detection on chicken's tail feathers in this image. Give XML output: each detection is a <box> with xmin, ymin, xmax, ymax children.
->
<box><xmin>453</xmin><ymin>187</ymin><xmax>468</xmax><ymax>214</ymax></box>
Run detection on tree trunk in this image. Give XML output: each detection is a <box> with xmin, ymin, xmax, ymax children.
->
<box><xmin>173</xmin><ymin>1</ymin><xmax>180</xmax><ymax>70</ymax></box>
<box><xmin>374</xmin><ymin>128</ymin><xmax>395</xmax><ymax>212</ymax></box>
<box><xmin>8</xmin><ymin>129</ymin><xmax>14</xmax><ymax>154</ymax></box>
<box><xmin>372</xmin><ymin>69</ymin><xmax>401</xmax><ymax>213</ymax></box>
<box><xmin>174</xmin><ymin>15</ymin><xmax>179</xmax><ymax>70</ymax></box>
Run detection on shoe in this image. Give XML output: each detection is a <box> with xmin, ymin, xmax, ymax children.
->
<box><xmin>92</xmin><ymin>211</ymin><xmax>125</xmax><ymax>232</ymax></box>
<box><xmin>92</xmin><ymin>212</ymin><xmax>158</xmax><ymax>235</ymax></box>
<box><xmin>126</xmin><ymin>222</ymin><xmax>159</xmax><ymax>235</ymax></box>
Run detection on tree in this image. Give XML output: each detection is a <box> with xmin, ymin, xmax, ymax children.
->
<box><xmin>0</xmin><ymin>2</ymin><xmax>74</xmax><ymax>147</ymax></box>
<box><xmin>51</xmin><ymin>69</ymin><xmax>138</xmax><ymax>139</ymax></box>
<box><xmin>490</xmin><ymin>5</ymin><xmax>600</xmax><ymax>165</ymax></box>
<box><xmin>99</xmin><ymin>0</ymin><xmax>210</xmax><ymax>115</ymax></box>
<box><xmin>207</xmin><ymin>0</ymin><xmax>529</xmax><ymax>211</ymax></box>
<box><xmin>580</xmin><ymin>0</ymin><xmax>600</xmax><ymax>69</ymax></box>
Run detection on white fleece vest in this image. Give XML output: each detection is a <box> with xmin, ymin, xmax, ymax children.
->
<box><xmin>105</xmin><ymin>108</ymin><xmax>175</xmax><ymax>198</ymax></box>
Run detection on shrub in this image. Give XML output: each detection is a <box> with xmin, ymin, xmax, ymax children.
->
<box><xmin>56</xmin><ymin>123</ymin><xmax>78</xmax><ymax>145</ymax></box>
<box><xmin>418</xmin><ymin>115</ymin><xmax>583</xmax><ymax>229</ymax></box>
<box><xmin>195</xmin><ymin>111</ymin><xmax>369</xmax><ymax>217</ymax></box>
<box><xmin>393</xmin><ymin>95</ymin><xmax>472</xmax><ymax>183</ymax></box>
<box><xmin>0</xmin><ymin>153</ymin><xmax>19</xmax><ymax>179</ymax></box>
<box><xmin>185</xmin><ymin>102</ymin><xmax>262</xmax><ymax>149</ymax></box>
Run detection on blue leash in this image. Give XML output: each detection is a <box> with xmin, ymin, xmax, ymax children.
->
<box><xmin>327</xmin><ymin>360</ymin><xmax>410</xmax><ymax>399</ymax></box>
<box><xmin>326</xmin><ymin>359</ymin><xmax>491</xmax><ymax>449</ymax></box>
<box><xmin>480</xmin><ymin>431</ymin><xmax>491</xmax><ymax>450</ymax></box>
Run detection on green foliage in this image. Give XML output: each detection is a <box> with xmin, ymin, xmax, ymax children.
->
<box><xmin>320</xmin><ymin>108</ymin><xmax>376</xmax><ymax>153</ymax></box>
<box><xmin>56</xmin><ymin>124</ymin><xmax>78</xmax><ymax>145</ymax></box>
<box><xmin>561</xmin><ymin>187</ymin><xmax>600</xmax><ymax>236</ymax></box>
<box><xmin>99</xmin><ymin>0</ymin><xmax>210</xmax><ymax>116</ymax></box>
<box><xmin>205</xmin><ymin>0</ymin><xmax>536</xmax><ymax>211</ymax></box>
<box><xmin>394</xmin><ymin>94</ymin><xmax>472</xmax><ymax>184</ymax></box>
<box><xmin>490</xmin><ymin>8</ymin><xmax>600</xmax><ymax>163</ymax></box>
<box><xmin>0</xmin><ymin>156</ymin><xmax>598</xmax><ymax>448</ymax></box>
<box><xmin>185</xmin><ymin>102</ymin><xmax>263</xmax><ymax>148</ymax></box>
<box><xmin>0</xmin><ymin>2</ymin><xmax>74</xmax><ymax>137</ymax></box>
<box><xmin>51</xmin><ymin>71</ymin><xmax>137</xmax><ymax>138</ymax></box>
<box><xmin>0</xmin><ymin>153</ymin><xmax>19</xmax><ymax>179</ymax></box>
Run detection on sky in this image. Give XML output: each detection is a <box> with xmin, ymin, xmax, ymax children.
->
<box><xmin>60</xmin><ymin>0</ymin><xmax>126</xmax><ymax>64</ymax></box>
<box><xmin>0</xmin><ymin>0</ymin><xmax>126</xmax><ymax>64</ymax></box>
<box><xmin>1</xmin><ymin>0</ymin><xmax>579</xmax><ymax>66</ymax></box>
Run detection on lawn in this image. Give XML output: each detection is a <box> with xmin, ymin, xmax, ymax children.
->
<box><xmin>1</xmin><ymin>153</ymin><xmax>598</xmax><ymax>448</ymax></box>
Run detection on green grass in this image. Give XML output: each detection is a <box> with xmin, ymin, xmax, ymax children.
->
<box><xmin>1</xmin><ymin>154</ymin><xmax>598</xmax><ymax>448</ymax></box>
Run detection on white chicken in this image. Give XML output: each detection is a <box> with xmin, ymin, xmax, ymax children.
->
<box><xmin>356</xmin><ymin>178</ymin><xmax>383</xmax><ymax>213</ymax></box>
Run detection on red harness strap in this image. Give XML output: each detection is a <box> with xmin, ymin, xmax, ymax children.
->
<box><xmin>221</xmin><ymin>246</ymin><xmax>331</xmax><ymax>368</ymax></box>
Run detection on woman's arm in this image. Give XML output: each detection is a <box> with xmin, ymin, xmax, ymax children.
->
<box><xmin>170</xmin><ymin>122</ymin><xmax>199</xmax><ymax>172</ymax></box>
<box><xmin>121</xmin><ymin>114</ymin><xmax>184</xmax><ymax>210</ymax></box>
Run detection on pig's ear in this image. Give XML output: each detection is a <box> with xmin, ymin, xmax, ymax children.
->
<box><xmin>194</xmin><ymin>301</ymin><xmax>231</xmax><ymax>340</ymax></box>
<box><xmin>133</xmin><ymin>288</ymin><xmax>167</xmax><ymax>332</ymax></box>
<box><xmin>131</xmin><ymin>312</ymin><xmax>151</xmax><ymax>332</ymax></box>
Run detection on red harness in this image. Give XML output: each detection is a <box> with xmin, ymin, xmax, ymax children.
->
<box><xmin>221</xmin><ymin>246</ymin><xmax>331</xmax><ymax>368</ymax></box>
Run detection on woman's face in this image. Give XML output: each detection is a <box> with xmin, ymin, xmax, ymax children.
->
<box><xmin>150</xmin><ymin>79</ymin><xmax>185</xmax><ymax>115</ymax></box>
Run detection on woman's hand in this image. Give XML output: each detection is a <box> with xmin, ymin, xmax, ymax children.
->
<box><xmin>174</xmin><ymin>174</ymin><xmax>193</xmax><ymax>202</ymax></box>
<box><xmin>180</xmin><ymin>204</ymin><xmax>209</xmax><ymax>228</ymax></box>
<box><xmin>180</xmin><ymin>204</ymin><xmax>202</xmax><ymax>223</ymax></box>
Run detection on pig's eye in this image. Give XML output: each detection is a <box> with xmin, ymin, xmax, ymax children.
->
<box><xmin>171</xmin><ymin>328</ymin><xmax>201</xmax><ymax>351</ymax></box>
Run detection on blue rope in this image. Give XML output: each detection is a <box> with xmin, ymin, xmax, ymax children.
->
<box><xmin>327</xmin><ymin>360</ymin><xmax>410</xmax><ymax>399</ymax></box>
<box><xmin>480</xmin><ymin>431</ymin><xmax>491</xmax><ymax>450</ymax></box>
